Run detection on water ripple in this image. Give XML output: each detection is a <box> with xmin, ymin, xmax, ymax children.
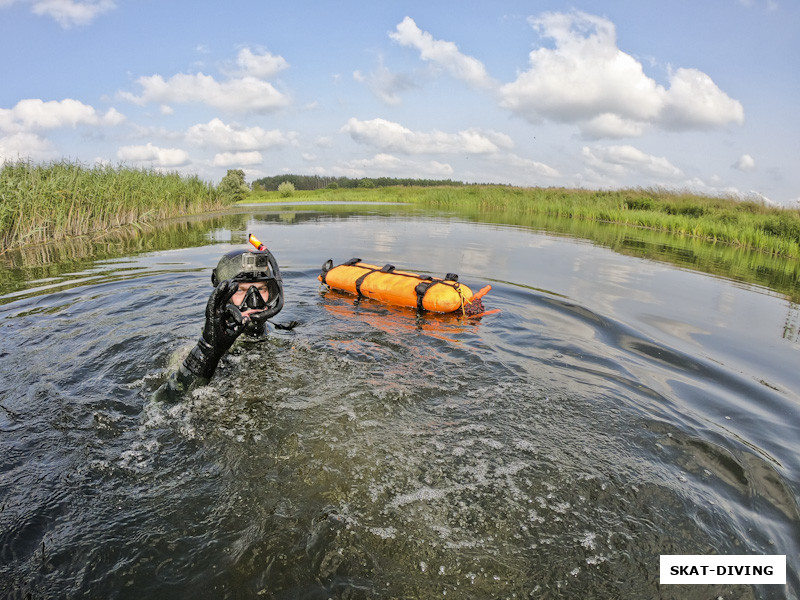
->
<box><xmin>0</xmin><ymin>216</ymin><xmax>797</xmax><ymax>599</ymax></box>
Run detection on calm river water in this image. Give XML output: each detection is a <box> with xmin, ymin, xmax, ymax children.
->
<box><xmin>1</xmin><ymin>206</ymin><xmax>798</xmax><ymax>599</ymax></box>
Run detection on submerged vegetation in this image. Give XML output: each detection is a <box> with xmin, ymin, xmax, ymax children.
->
<box><xmin>0</xmin><ymin>160</ymin><xmax>240</xmax><ymax>250</ymax></box>
<box><xmin>248</xmin><ymin>185</ymin><xmax>800</xmax><ymax>259</ymax></box>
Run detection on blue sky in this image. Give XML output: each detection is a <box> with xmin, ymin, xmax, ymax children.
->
<box><xmin>1</xmin><ymin>0</ymin><xmax>798</xmax><ymax>204</ymax></box>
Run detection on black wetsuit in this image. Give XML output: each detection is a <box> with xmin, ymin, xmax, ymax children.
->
<box><xmin>155</xmin><ymin>280</ymin><xmax>265</xmax><ymax>400</ymax></box>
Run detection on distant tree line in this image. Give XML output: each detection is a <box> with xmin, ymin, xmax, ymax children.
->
<box><xmin>251</xmin><ymin>175</ymin><xmax>468</xmax><ymax>191</ymax></box>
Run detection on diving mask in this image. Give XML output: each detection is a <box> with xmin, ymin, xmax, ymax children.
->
<box><xmin>235</xmin><ymin>283</ymin><xmax>268</xmax><ymax>311</ymax></box>
<box><xmin>212</xmin><ymin>245</ymin><xmax>285</xmax><ymax>327</ymax></box>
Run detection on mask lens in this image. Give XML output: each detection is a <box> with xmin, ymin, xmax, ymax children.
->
<box><xmin>242</xmin><ymin>284</ymin><xmax>267</xmax><ymax>310</ymax></box>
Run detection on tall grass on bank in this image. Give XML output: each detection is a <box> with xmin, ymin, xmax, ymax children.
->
<box><xmin>419</xmin><ymin>186</ymin><xmax>800</xmax><ymax>259</ymax></box>
<box><xmin>245</xmin><ymin>185</ymin><xmax>800</xmax><ymax>258</ymax></box>
<box><xmin>0</xmin><ymin>160</ymin><xmax>234</xmax><ymax>250</ymax></box>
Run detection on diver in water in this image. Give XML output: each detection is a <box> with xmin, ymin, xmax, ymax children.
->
<box><xmin>157</xmin><ymin>242</ymin><xmax>285</xmax><ymax>399</ymax></box>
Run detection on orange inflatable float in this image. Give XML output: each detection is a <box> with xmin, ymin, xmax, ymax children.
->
<box><xmin>319</xmin><ymin>258</ymin><xmax>496</xmax><ymax>317</ymax></box>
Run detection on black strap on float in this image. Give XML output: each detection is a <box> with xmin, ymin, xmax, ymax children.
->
<box><xmin>414</xmin><ymin>277</ymin><xmax>436</xmax><ymax>311</ymax></box>
<box><xmin>415</xmin><ymin>274</ymin><xmax>465</xmax><ymax>312</ymax></box>
<box><xmin>319</xmin><ymin>259</ymin><xmax>334</xmax><ymax>285</ymax></box>
<box><xmin>320</xmin><ymin>257</ymin><xmax>361</xmax><ymax>286</ymax></box>
<box><xmin>353</xmin><ymin>263</ymin><xmax>396</xmax><ymax>296</ymax></box>
<box><xmin>354</xmin><ymin>270</ymin><xmax>371</xmax><ymax>296</ymax></box>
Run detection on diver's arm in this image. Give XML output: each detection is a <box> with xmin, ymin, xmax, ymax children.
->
<box><xmin>155</xmin><ymin>280</ymin><xmax>243</xmax><ymax>400</ymax></box>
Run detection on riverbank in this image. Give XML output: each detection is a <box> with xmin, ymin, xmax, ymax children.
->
<box><xmin>4</xmin><ymin>166</ymin><xmax>799</xmax><ymax>261</ymax></box>
<box><xmin>0</xmin><ymin>161</ymin><xmax>238</xmax><ymax>251</ymax></box>
<box><xmin>246</xmin><ymin>186</ymin><xmax>800</xmax><ymax>259</ymax></box>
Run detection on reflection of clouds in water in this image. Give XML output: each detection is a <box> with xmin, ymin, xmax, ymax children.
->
<box><xmin>458</xmin><ymin>245</ymin><xmax>493</xmax><ymax>274</ymax></box>
<box><xmin>712</xmin><ymin>286</ymin><xmax>737</xmax><ymax>328</ymax></box>
<box><xmin>567</xmin><ymin>254</ymin><xmax>659</xmax><ymax>316</ymax></box>
<box><xmin>428</xmin><ymin>222</ymin><xmax>455</xmax><ymax>239</ymax></box>
<box><xmin>638</xmin><ymin>314</ymin><xmax>710</xmax><ymax>346</ymax></box>
<box><xmin>373</xmin><ymin>229</ymin><xmax>397</xmax><ymax>253</ymax></box>
<box><xmin>524</xmin><ymin>235</ymin><xmax>557</xmax><ymax>249</ymax></box>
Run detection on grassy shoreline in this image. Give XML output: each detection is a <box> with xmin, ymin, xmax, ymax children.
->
<box><xmin>2</xmin><ymin>177</ymin><xmax>799</xmax><ymax>302</ymax></box>
<box><xmin>246</xmin><ymin>186</ymin><xmax>800</xmax><ymax>259</ymax></box>
<box><xmin>3</xmin><ymin>162</ymin><xmax>800</xmax><ymax>261</ymax></box>
<box><xmin>0</xmin><ymin>160</ymin><xmax>237</xmax><ymax>251</ymax></box>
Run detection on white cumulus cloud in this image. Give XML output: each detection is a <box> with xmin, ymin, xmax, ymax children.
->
<box><xmin>733</xmin><ymin>154</ymin><xmax>756</xmax><ymax>172</ymax></box>
<box><xmin>499</xmin><ymin>11</ymin><xmax>743</xmax><ymax>137</ymax></box>
<box><xmin>342</xmin><ymin>117</ymin><xmax>513</xmax><ymax>155</ymax></box>
<box><xmin>0</xmin><ymin>98</ymin><xmax>124</xmax><ymax>132</ymax></box>
<box><xmin>228</xmin><ymin>47</ymin><xmax>289</xmax><ymax>79</ymax></box>
<box><xmin>343</xmin><ymin>153</ymin><xmax>454</xmax><ymax>177</ymax></box>
<box><xmin>120</xmin><ymin>73</ymin><xmax>288</xmax><ymax>113</ymax></box>
<box><xmin>186</xmin><ymin>118</ymin><xmax>289</xmax><ymax>151</ymax></box>
<box><xmin>580</xmin><ymin>113</ymin><xmax>648</xmax><ymax>140</ymax></box>
<box><xmin>389</xmin><ymin>16</ymin><xmax>495</xmax><ymax>90</ymax></box>
<box><xmin>212</xmin><ymin>151</ymin><xmax>263</xmax><ymax>167</ymax></box>
<box><xmin>119</xmin><ymin>47</ymin><xmax>291</xmax><ymax>114</ymax></box>
<box><xmin>0</xmin><ymin>131</ymin><xmax>58</xmax><ymax>162</ymax></box>
<box><xmin>2</xmin><ymin>0</ymin><xmax>116</xmax><ymax>28</ymax></box>
<box><xmin>501</xmin><ymin>153</ymin><xmax>560</xmax><ymax>179</ymax></box>
<box><xmin>32</xmin><ymin>0</ymin><xmax>115</xmax><ymax>27</ymax></box>
<box><xmin>660</xmin><ymin>67</ymin><xmax>744</xmax><ymax>130</ymax></box>
<box><xmin>582</xmin><ymin>145</ymin><xmax>683</xmax><ymax>178</ymax></box>
<box><xmin>117</xmin><ymin>142</ymin><xmax>190</xmax><ymax>168</ymax></box>
<box><xmin>500</xmin><ymin>12</ymin><xmax>663</xmax><ymax>125</ymax></box>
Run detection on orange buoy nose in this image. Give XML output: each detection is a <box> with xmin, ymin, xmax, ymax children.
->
<box><xmin>471</xmin><ymin>285</ymin><xmax>492</xmax><ymax>302</ymax></box>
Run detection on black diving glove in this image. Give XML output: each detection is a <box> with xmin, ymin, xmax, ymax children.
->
<box><xmin>155</xmin><ymin>280</ymin><xmax>243</xmax><ymax>401</ymax></box>
<box><xmin>180</xmin><ymin>280</ymin><xmax>243</xmax><ymax>381</ymax></box>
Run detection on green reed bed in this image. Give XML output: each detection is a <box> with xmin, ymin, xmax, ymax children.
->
<box><xmin>0</xmin><ymin>160</ymin><xmax>234</xmax><ymax>250</ymax></box>
<box><xmin>246</xmin><ymin>185</ymin><xmax>800</xmax><ymax>258</ymax></box>
<box><xmin>417</xmin><ymin>186</ymin><xmax>800</xmax><ymax>259</ymax></box>
<box><xmin>246</xmin><ymin>185</ymin><xmax>424</xmax><ymax>204</ymax></box>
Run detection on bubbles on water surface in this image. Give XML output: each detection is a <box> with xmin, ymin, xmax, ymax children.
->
<box><xmin>138</xmin><ymin>338</ymin><xmax>659</xmax><ymax>593</ymax></box>
<box><xmin>92</xmin><ymin>281</ymin><xmax>785</xmax><ymax>598</ymax></box>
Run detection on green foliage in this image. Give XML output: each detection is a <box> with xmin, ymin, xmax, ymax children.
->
<box><xmin>762</xmin><ymin>213</ymin><xmax>800</xmax><ymax>243</ymax></box>
<box><xmin>400</xmin><ymin>185</ymin><xmax>800</xmax><ymax>258</ymax></box>
<box><xmin>244</xmin><ymin>183</ymin><xmax>800</xmax><ymax>257</ymax></box>
<box><xmin>218</xmin><ymin>169</ymin><xmax>248</xmax><ymax>203</ymax></box>
<box><xmin>624</xmin><ymin>196</ymin><xmax>654</xmax><ymax>211</ymax></box>
<box><xmin>0</xmin><ymin>160</ymin><xmax>224</xmax><ymax>249</ymax></box>
<box><xmin>251</xmin><ymin>174</ymin><xmax>470</xmax><ymax>191</ymax></box>
<box><xmin>278</xmin><ymin>181</ymin><xmax>295</xmax><ymax>197</ymax></box>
